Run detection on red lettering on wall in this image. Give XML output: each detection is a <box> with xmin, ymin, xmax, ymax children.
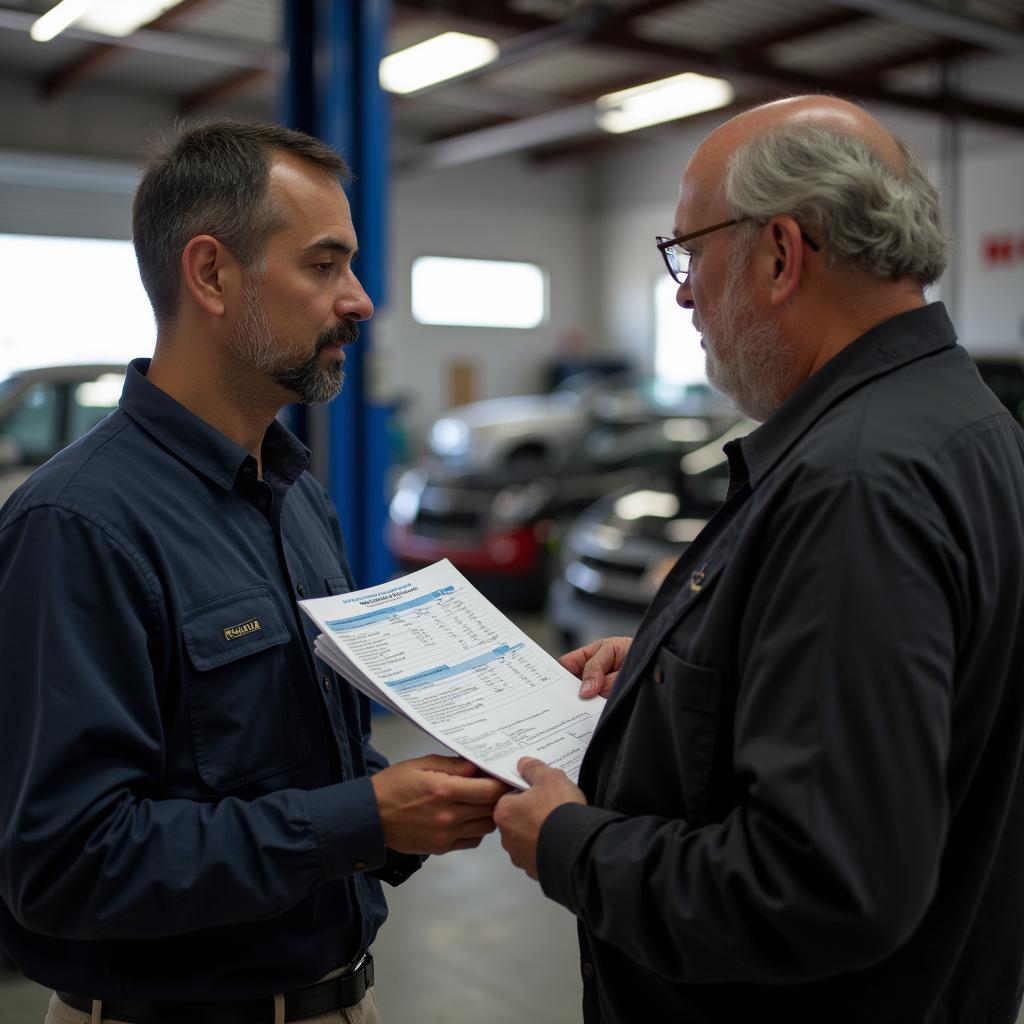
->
<box><xmin>982</xmin><ymin>233</ymin><xmax>1024</xmax><ymax>268</ymax></box>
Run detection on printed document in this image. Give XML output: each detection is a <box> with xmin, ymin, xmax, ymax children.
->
<box><xmin>299</xmin><ymin>560</ymin><xmax>604</xmax><ymax>788</ymax></box>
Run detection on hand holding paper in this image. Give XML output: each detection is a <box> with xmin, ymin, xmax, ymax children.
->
<box><xmin>371</xmin><ymin>754</ymin><xmax>511</xmax><ymax>855</ymax></box>
<box><xmin>494</xmin><ymin>757</ymin><xmax>587</xmax><ymax>881</ymax></box>
<box><xmin>559</xmin><ymin>635</ymin><xmax>634</xmax><ymax>699</ymax></box>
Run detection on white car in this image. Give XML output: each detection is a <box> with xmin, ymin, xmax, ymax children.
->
<box><xmin>426</xmin><ymin>374</ymin><xmax>733</xmax><ymax>473</ymax></box>
<box><xmin>0</xmin><ymin>363</ymin><xmax>126</xmax><ymax>504</ymax></box>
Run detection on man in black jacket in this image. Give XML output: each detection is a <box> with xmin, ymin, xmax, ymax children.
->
<box><xmin>495</xmin><ymin>95</ymin><xmax>1024</xmax><ymax>1023</ymax></box>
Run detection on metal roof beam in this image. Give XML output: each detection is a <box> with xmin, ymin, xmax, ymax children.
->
<box><xmin>823</xmin><ymin>0</ymin><xmax>1024</xmax><ymax>55</ymax></box>
<box><xmin>407</xmin><ymin>19</ymin><xmax>1024</xmax><ymax>172</ymax></box>
<box><xmin>179</xmin><ymin>67</ymin><xmax>271</xmax><ymax>116</ymax></box>
<box><xmin>41</xmin><ymin>0</ymin><xmax>225</xmax><ymax>98</ymax></box>
<box><xmin>397</xmin><ymin>101</ymin><xmax>599</xmax><ymax>172</ymax></box>
<box><xmin>840</xmin><ymin>38</ymin><xmax>981</xmax><ymax>79</ymax></box>
<box><xmin>731</xmin><ymin>9</ymin><xmax>872</xmax><ymax>52</ymax></box>
<box><xmin>0</xmin><ymin>6</ymin><xmax>272</xmax><ymax>72</ymax></box>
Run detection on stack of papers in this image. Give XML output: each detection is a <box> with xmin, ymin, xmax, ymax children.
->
<box><xmin>299</xmin><ymin>560</ymin><xmax>604</xmax><ymax>789</ymax></box>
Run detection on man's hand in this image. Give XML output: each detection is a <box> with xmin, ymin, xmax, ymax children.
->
<box><xmin>559</xmin><ymin>636</ymin><xmax>633</xmax><ymax>699</ymax></box>
<box><xmin>494</xmin><ymin>758</ymin><xmax>586</xmax><ymax>880</ymax></box>
<box><xmin>371</xmin><ymin>754</ymin><xmax>511</xmax><ymax>855</ymax></box>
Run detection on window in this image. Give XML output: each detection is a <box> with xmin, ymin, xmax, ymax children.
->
<box><xmin>0</xmin><ymin>382</ymin><xmax>59</xmax><ymax>461</ymax></box>
<box><xmin>69</xmin><ymin>375</ymin><xmax>126</xmax><ymax>437</ymax></box>
<box><xmin>0</xmin><ymin>234</ymin><xmax>154</xmax><ymax>379</ymax></box>
<box><xmin>653</xmin><ymin>274</ymin><xmax>707</xmax><ymax>387</ymax></box>
<box><xmin>411</xmin><ymin>256</ymin><xmax>547</xmax><ymax>329</ymax></box>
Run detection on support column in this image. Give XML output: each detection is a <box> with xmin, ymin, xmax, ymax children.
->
<box><xmin>282</xmin><ymin>0</ymin><xmax>395</xmax><ymax>586</ymax></box>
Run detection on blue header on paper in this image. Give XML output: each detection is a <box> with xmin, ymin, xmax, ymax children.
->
<box><xmin>326</xmin><ymin>585</ymin><xmax>456</xmax><ymax>630</ymax></box>
<box><xmin>389</xmin><ymin>642</ymin><xmax>525</xmax><ymax>692</ymax></box>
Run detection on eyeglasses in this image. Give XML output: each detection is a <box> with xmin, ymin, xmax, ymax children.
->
<box><xmin>656</xmin><ymin>217</ymin><xmax>821</xmax><ymax>284</ymax></box>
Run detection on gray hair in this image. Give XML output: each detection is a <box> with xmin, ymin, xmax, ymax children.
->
<box><xmin>132</xmin><ymin>119</ymin><xmax>350</xmax><ymax>324</ymax></box>
<box><xmin>723</xmin><ymin>122</ymin><xmax>949</xmax><ymax>286</ymax></box>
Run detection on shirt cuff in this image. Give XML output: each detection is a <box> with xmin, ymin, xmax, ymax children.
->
<box><xmin>308</xmin><ymin>777</ymin><xmax>387</xmax><ymax>881</ymax></box>
<box><xmin>536</xmin><ymin>802</ymin><xmax>624</xmax><ymax>915</ymax></box>
<box><xmin>367</xmin><ymin>849</ymin><xmax>425</xmax><ymax>887</ymax></box>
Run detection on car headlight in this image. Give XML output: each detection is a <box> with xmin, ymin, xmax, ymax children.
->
<box><xmin>388</xmin><ymin>468</ymin><xmax>426</xmax><ymax>525</ymax></box>
<box><xmin>491</xmin><ymin>480</ymin><xmax>555</xmax><ymax>525</ymax></box>
<box><xmin>429</xmin><ymin>417</ymin><xmax>471</xmax><ymax>458</ymax></box>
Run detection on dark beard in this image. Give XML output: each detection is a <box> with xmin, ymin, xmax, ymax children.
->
<box><xmin>270</xmin><ymin>320</ymin><xmax>360</xmax><ymax>405</ymax></box>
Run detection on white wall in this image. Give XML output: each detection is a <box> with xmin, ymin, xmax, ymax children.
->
<box><xmin>955</xmin><ymin>144</ymin><xmax>1024</xmax><ymax>349</ymax></box>
<box><xmin>386</xmin><ymin>154</ymin><xmax>600</xmax><ymax>442</ymax></box>
<box><xmin>590</xmin><ymin>76</ymin><xmax>1024</xmax><ymax>369</ymax></box>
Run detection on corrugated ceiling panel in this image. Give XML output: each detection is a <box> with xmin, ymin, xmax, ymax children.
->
<box><xmin>771</xmin><ymin>20</ymin><xmax>939</xmax><ymax>73</ymax></box>
<box><xmin>633</xmin><ymin>0</ymin><xmax>827</xmax><ymax>49</ymax></box>
<box><xmin>179</xmin><ymin>0</ymin><xmax>281</xmax><ymax>46</ymax></box>
<box><xmin>0</xmin><ymin>31</ymin><xmax>87</xmax><ymax>75</ymax></box>
<box><xmin>956</xmin><ymin>0</ymin><xmax>1024</xmax><ymax>26</ymax></box>
<box><xmin>88</xmin><ymin>47</ymin><xmax>243</xmax><ymax>94</ymax></box>
<box><xmin>486</xmin><ymin>45</ymin><xmax>640</xmax><ymax>93</ymax></box>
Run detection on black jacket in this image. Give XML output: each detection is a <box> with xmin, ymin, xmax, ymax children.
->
<box><xmin>538</xmin><ymin>304</ymin><xmax>1024</xmax><ymax>1023</ymax></box>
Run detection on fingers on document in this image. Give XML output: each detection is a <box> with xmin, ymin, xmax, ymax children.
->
<box><xmin>413</xmin><ymin>753</ymin><xmax>480</xmax><ymax>776</ymax></box>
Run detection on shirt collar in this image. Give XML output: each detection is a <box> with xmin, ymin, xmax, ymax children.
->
<box><xmin>118</xmin><ymin>358</ymin><xmax>311</xmax><ymax>490</ymax></box>
<box><xmin>730</xmin><ymin>302</ymin><xmax>957</xmax><ymax>490</ymax></box>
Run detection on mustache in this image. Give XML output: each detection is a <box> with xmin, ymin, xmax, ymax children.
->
<box><xmin>316</xmin><ymin>320</ymin><xmax>360</xmax><ymax>352</ymax></box>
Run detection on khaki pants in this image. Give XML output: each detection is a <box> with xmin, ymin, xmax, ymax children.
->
<box><xmin>45</xmin><ymin>972</ymin><xmax>380</xmax><ymax>1024</ymax></box>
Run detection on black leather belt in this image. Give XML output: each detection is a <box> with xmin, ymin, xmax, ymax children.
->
<box><xmin>57</xmin><ymin>952</ymin><xmax>374</xmax><ymax>1024</ymax></box>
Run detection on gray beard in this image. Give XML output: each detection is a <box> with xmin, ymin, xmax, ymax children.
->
<box><xmin>701</xmin><ymin>249</ymin><xmax>793</xmax><ymax>423</ymax></box>
<box><xmin>229</xmin><ymin>280</ymin><xmax>349</xmax><ymax>405</ymax></box>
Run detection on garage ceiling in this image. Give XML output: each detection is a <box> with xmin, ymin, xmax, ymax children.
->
<box><xmin>0</xmin><ymin>0</ymin><xmax>1022</xmax><ymax>173</ymax></box>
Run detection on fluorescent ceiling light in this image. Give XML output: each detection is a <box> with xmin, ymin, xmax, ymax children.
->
<box><xmin>596</xmin><ymin>72</ymin><xmax>734</xmax><ymax>134</ymax></box>
<box><xmin>80</xmin><ymin>0</ymin><xmax>185</xmax><ymax>37</ymax></box>
<box><xmin>30</xmin><ymin>0</ymin><xmax>95</xmax><ymax>41</ymax></box>
<box><xmin>30</xmin><ymin>0</ymin><xmax>183</xmax><ymax>41</ymax></box>
<box><xmin>380</xmin><ymin>31</ymin><xmax>499</xmax><ymax>94</ymax></box>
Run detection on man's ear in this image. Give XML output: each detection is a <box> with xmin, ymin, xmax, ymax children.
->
<box><xmin>180</xmin><ymin>235</ymin><xmax>237</xmax><ymax>318</ymax></box>
<box><xmin>764</xmin><ymin>216</ymin><xmax>805</xmax><ymax>308</ymax></box>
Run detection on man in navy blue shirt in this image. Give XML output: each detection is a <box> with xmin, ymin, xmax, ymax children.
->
<box><xmin>0</xmin><ymin>120</ymin><xmax>507</xmax><ymax>1024</ymax></box>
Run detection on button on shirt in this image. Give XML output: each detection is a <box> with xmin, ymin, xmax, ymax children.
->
<box><xmin>538</xmin><ymin>304</ymin><xmax>1024</xmax><ymax>1022</ymax></box>
<box><xmin>0</xmin><ymin>359</ymin><xmax>418</xmax><ymax>1002</ymax></box>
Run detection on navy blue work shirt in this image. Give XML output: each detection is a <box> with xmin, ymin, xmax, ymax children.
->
<box><xmin>0</xmin><ymin>358</ymin><xmax>419</xmax><ymax>1001</ymax></box>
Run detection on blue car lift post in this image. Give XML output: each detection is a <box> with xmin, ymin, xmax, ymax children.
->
<box><xmin>281</xmin><ymin>0</ymin><xmax>395</xmax><ymax>588</ymax></box>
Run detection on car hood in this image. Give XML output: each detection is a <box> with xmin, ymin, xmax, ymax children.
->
<box><xmin>438</xmin><ymin>392</ymin><xmax>583</xmax><ymax>433</ymax></box>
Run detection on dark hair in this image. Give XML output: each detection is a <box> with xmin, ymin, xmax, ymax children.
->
<box><xmin>132</xmin><ymin>119</ymin><xmax>350</xmax><ymax>323</ymax></box>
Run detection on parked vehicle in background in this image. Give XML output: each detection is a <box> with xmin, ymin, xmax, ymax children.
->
<box><xmin>426</xmin><ymin>372</ymin><xmax>731</xmax><ymax>473</ymax></box>
<box><xmin>547</xmin><ymin>419</ymin><xmax>751</xmax><ymax>649</ymax></box>
<box><xmin>0</xmin><ymin>364</ymin><xmax>126</xmax><ymax>504</ymax></box>
<box><xmin>547</xmin><ymin>353</ymin><xmax>1024</xmax><ymax>651</ymax></box>
<box><xmin>389</xmin><ymin>408</ymin><xmax>740</xmax><ymax>608</ymax></box>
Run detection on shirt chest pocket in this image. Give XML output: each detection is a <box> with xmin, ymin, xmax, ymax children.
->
<box><xmin>606</xmin><ymin>646</ymin><xmax>722</xmax><ymax>827</ymax></box>
<box><xmin>182</xmin><ymin>586</ymin><xmax>311</xmax><ymax>791</ymax></box>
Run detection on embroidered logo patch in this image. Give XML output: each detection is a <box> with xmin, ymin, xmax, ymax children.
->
<box><xmin>224</xmin><ymin>618</ymin><xmax>261</xmax><ymax>641</ymax></box>
<box><xmin>689</xmin><ymin>566</ymin><xmax>707</xmax><ymax>593</ymax></box>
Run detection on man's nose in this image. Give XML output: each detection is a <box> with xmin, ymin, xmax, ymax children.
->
<box><xmin>338</xmin><ymin>273</ymin><xmax>374</xmax><ymax>322</ymax></box>
<box><xmin>676</xmin><ymin>278</ymin><xmax>694</xmax><ymax>310</ymax></box>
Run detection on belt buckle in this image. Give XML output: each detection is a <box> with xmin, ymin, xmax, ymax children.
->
<box><xmin>347</xmin><ymin>951</ymin><xmax>373</xmax><ymax>994</ymax></box>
